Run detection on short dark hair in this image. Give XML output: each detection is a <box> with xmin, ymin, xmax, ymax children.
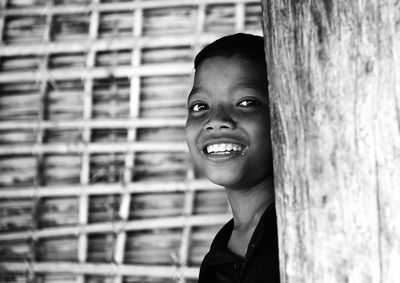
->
<box><xmin>194</xmin><ymin>33</ymin><xmax>266</xmax><ymax>70</ymax></box>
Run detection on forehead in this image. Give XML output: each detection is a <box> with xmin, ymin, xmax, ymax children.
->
<box><xmin>193</xmin><ymin>56</ymin><xmax>267</xmax><ymax>92</ymax></box>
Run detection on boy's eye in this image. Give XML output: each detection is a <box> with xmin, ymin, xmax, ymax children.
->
<box><xmin>190</xmin><ymin>103</ymin><xmax>209</xmax><ymax>112</ymax></box>
<box><xmin>238</xmin><ymin>99</ymin><xmax>260</xmax><ymax>107</ymax></box>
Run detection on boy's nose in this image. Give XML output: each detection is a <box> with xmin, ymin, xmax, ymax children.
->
<box><xmin>204</xmin><ymin>108</ymin><xmax>236</xmax><ymax>131</ymax></box>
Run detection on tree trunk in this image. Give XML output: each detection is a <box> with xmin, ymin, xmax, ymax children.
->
<box><xmin>260</xmin><ymin>1</ymin><xmax>400</xmax><ymax>282</ymax></box>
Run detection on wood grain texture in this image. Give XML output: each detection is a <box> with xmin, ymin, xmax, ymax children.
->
<box><xmin>261</xmin><ymin>1</ymin><xmax>400</xmax><ymax>282</ymax></box>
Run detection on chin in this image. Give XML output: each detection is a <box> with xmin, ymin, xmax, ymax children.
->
<box><xmin>205</xmin><ymin>170</ymin><xmax>244</xmax><ymax>188</ymax></box>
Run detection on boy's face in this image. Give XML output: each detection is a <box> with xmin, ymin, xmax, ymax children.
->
<box><xmin>185</xmin><ymin>56</ymin><xmax>272</xmax><ymax>190</ymax></box>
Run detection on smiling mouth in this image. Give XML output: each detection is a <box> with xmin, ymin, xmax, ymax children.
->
<box><xmin>203</xmin><ymin>143</ymin><xmax>245</xmax><ymax>155</ymax></box>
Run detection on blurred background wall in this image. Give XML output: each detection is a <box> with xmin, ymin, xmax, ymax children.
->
<box><xmin>0</xmin><ymin>1</ymin><xmax>262</xmax><ymax>282</ymax></box>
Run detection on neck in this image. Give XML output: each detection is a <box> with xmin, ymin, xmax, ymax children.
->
<box><xmin>225</xmin><ymin>176</ymin><xmax>274</xmax><ymax>230</ymax></box>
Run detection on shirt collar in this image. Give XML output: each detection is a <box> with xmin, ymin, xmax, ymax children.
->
<box><xmin>206</xmin><ymin>202</ymin><xmax>275</xmax><ymax>265</ymax></box>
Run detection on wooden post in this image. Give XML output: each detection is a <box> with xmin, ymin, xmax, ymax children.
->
<box><xmin>260</xmin><ymin>1</ymin><xmax>400</xmax><ymax>282</ymax></box>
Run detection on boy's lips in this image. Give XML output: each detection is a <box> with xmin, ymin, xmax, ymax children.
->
<box><xmin>203</xmin><ymin>143</ymin><xmax>244</xmax><ymax>154</ymax></box>
<box><xmin>200</xmin><ymin>139</ymin><xmax>248</xmax><ymax>162</ymax></box>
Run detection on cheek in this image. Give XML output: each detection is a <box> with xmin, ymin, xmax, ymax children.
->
<box><xmin>247</xmin><ymin>118</ymin><xmax>272</xmax><ymax>151</ymax></box>
<box><xmin>185</xmin><ymin>120</ymin><xmax>201</xmax><ymax>150</ymax></box>
<box><xmin>243</xmin><ymin>113</ymin><xmax>269</xmax><ymax>134</ymax></box>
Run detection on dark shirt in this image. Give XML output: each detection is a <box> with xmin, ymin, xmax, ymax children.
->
<box><xmin>198</xmin><ymin>204</ymin><xmax>280</xmax><ymax>283</ymax></box>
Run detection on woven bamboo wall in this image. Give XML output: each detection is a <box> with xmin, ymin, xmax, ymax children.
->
<box><xmin>0</xmin><ymin>1</ymin><xmax>263</xmax><ymax>282</ymax></box>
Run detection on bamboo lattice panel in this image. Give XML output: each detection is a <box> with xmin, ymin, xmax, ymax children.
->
<box><xmin>0</xmin><ymin>0</ymin><xmax>263</xmax><ymax>282</ymax></box>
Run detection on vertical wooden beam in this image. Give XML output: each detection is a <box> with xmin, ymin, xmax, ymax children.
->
<box><xmin>261</xmin><ymin>0</ymin><xmax>400</xmax><ymax>282</ymax></box>
<box><xmin>29</xmin><ymin>1</ymin><xmax>53</xmax><ymax>281</ymax></box>
<box><xmin>113</xmin><ymin>6</ymin><xmax>143</xmax><ymax>283</ymax></box>
<box><xmin>193</xmin><ymin>3</ymin><xmax>206</xmax><ymax>57</ymax></box>
<box><xmin>196</xmin><ymin>3</ymin><xmax>206</xmax><ymax>36</ymax></box>
<box><xmin>77</xmin><ymin>2</ymin><xmax>99</xmax><ymax>283</ymax></box>
<box><xmin>177</xmin><ymin>171</ymin><xmax>195</xmax><ymax>283</ymax></box>
<box><xmin>0</xmin><ymin>0</ymin><xmax>7</xmax><ymax>43</ymax></box>
<box><xmin>133</xmin><ymin>4</ymin><xmax>143</xmax><ymax>39</ymax></box>
<box><xmin>235</xmin><ymin>1</ymin><xmax>245</xmax><ymax>32</ymax></box>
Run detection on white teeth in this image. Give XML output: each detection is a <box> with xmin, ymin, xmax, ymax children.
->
<box><xmin>206</xmin><ymin>143</ymin><xmax>243</xmax><ymax>154</ymax></box>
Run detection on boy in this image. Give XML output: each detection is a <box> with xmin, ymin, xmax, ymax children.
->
<box><xmin>185</xmin><ymin>33</ymin><xmax>280</xmax><ymax>282</ymax></box>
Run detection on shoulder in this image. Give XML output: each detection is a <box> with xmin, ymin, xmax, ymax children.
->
<box><xmin>198</xmin><ymin>218</ymin><xmax>234</xmax><ymax>282</ymax></box>
<box><xmin>209</xmin><ymin>218</ymin><xmax>234</xmax><ymax>251</ymax></box>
